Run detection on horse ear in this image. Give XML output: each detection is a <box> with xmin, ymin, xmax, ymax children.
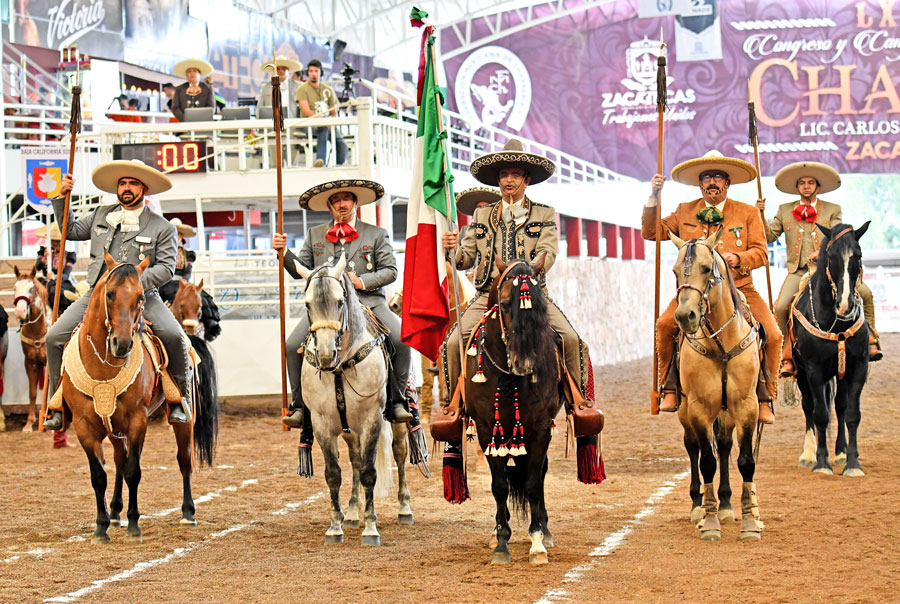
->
<box><xmin>293</xmin><ymin>259</ymin><xmax>312</xmax><ymax>281</ymax></box>
<box><xmin>104</xmin><ymin>251</ymin><xmax>117</xmax><ymax>270</ymax></box>
<box><xmin>196</xmin><ymin>278</ymin><xmax>204</xmax><ymax>290</ymax></box>
<box><xmin>136</xmin><ymin>255</ymin><xmax>151</xmax><ymax>275</ymax></box>
<box><xmin>531</xmin><ymin>252</ymin><xmax>546</xmax><ymax>275</ymax></box>
<box><xmin>29</xmin><ymin>263</ymin><xmax>37</xmax><ymax>278</ymax></box>
<box><xmin>13</xmin><ymin>265</ymin><xmax>20</xmax><ymax>279</ymax></box>
<box><xmin>495</xmin><ymin>256</ymin><xmax>508</xmax><ymax>273</ymax></box>
<box><xmin>331</xmin><ymin>253</ymin><xmax>347</xmax><ymax>277</ymax></box>
<box><xmin>855</xmin><ymin>221</ymin><xmax>870</xmax><ymax>241</ymax></box>
<box><xmin>668</xmin><ymin>231</ymin><xmax>686</xmax><ymax>249</ymax></box>
<box><xmin>706</xmin><ymin>226</ymin><xmax>724</xmax><ymax>249</ymax></box>
<box><xmin>816</xmin><ymin>223</ymin><xmax>832</xmax><ymax>238</ymax></box>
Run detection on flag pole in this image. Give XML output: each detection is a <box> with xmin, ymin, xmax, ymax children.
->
<box><xmin>651</xmin><ymin>30</ymin><xmax>667</xmax><ymax>415</ymax></box>
<box><xmin>748</xmin><ymin>80</ymin><xmax>774</xmax><ymax>312</ymax></box>
<box><xmin>267</xmin><ymin>54</ymin><xmax>290</xmax><ymax>431</ymax></box>
<box><xmin>39</xmin><ymin>54</ymin><xmax>82</xmax><ymax>432</ymax></box>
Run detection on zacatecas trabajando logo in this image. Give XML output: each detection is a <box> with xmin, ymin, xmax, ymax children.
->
<box><xmin>600</xmin><ymin>36</ymin><xmax>697</xmax><ymax>128</ymax></box>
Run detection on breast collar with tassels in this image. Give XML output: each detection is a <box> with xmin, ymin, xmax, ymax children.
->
<box><xmin>303</xmin><ymin>266</ymin><xmax>386</xmax><ymax>433</ymax></box>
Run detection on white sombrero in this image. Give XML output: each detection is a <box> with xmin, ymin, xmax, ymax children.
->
<box><xmin>670</xmin><ymin>149</ymin><xmax>757</xmax><ymax>186</ymax></box>
<box><xmin>774</xmin><ymin>161</ymin><xmax>841</xmax><ymax>195</ymax></box>
<box><xmin>262</xmin><ymin>55</ymin><xmax>303</xmax><ymax>74</ymax></box>
<box><xmin>173</xmin><ymin>58</ymin><xmax>214</xmax><ymax>79</ymax></box>
<box><xmin>92</xmin><ymin>160</ymin><xmax>173</xmax><ymax>196</ymax></box>
<box><xmin>170</xmin><ymin>218</ymin><xmax>197</xmax><ymax>238</ymax></box>
<box><xmin>469</xmin><ymin>139</ymin><xmax>556</xmax><ymax>185</ymax></box>
<box><xmin>298</xmin><ymin>175</ymin><xmax>384</xmax><ymax>212</ymax></box>
<box><xmin>35</xmin><ymin>222</ymin><xmax>62</xmax><ymax>241</ymax></box>
<box><xmin>455</xmin><ymin>187</ymin><xmax>501</xmax><ymax>216</ymax></box>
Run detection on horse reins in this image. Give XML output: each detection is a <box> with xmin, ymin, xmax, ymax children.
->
<box><xmin>821</xmin><ymin>226</ymin><xmax>862</xmax><ymax>320</ymax></box>
<box><xmin>87</xmin><ymin>263</ymin><xmax>146</xmax><ymax>368</ymax></box>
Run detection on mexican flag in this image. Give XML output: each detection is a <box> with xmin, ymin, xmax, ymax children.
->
<box><xmin>401</xmin><ymin>9</ymin><xmax>455</xmax><ymax>362</ymax></box>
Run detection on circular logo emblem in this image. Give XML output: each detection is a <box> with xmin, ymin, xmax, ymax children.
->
<box><xmin>454</xmin><ymin>46</ymin><xmax>531</xmax><ymax>131</ymax></box>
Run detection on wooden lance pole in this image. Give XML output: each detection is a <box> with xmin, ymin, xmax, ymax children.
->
<box><xmin>748</xmin><ymin>80</ymin><xmax>774</xmax><ymax>312</ymax></box>
<box><xmin>39</xmin><ymin>56</ymin><xmax>82</xmax><ymax>432</ymax></box>
<box><xmin>651</xmin><ymin>30</ymin><xmax>667</xmax><ymax>415</ymax></box>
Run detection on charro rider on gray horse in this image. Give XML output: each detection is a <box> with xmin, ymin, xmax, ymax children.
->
<box><xmin>44</xmin><ymin>160</ymin><xmax>192</xmax><ymax>429</ymax></box>
<box><xmin>274</xmin><ymin>177</ymin><xmax>413</xmax><ymax>428</ymax></box>
<box><xmin>440</xmin><ymin>139</ymin><xmax>593</xmax><ymax>404</ymax></box>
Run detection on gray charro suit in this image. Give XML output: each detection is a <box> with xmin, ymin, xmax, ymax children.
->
<box><xmin>46</xmin><ymin>199</ymin><xmax>190</xmax><ymax>402</ymax></box>
<box><xmin>258</xmin><ymin>78</ymin><xmax>300</xmax><ymax>119</ymax></box>
<box><xmin>283</xmin><ymin>219</ymin><xmax>410</xmax><ymax>409</ymax></box>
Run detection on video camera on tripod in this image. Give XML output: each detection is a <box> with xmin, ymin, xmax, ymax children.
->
<box><xmin>339</xmin><ymin>62</ymin><xmax>359</xmax><ymax>102</ymax></box>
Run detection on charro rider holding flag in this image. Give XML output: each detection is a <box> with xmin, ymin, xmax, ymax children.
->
<box><xmin>43</xmin><ymin>161</ymin><xmax>192</xmax><ymax>429</ymax></box>
<box><xmin>645</xmin><ymin>150</ymin><xmax>781</xmax><ymax>425</ymax></box>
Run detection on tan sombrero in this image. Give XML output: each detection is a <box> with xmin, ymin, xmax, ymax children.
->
<box><xmin>262</xmin><ymin>55</ymin><xmax>303</xmax><ymax>74</ymax></box>
<box><xmin>470</xmin><ymin>138</ymin><xmax>556</xmax><ymax>186</ymax></box>
<box><xmin>298</xmin><ymin>175</ymin><xmax>384</xmax><ymax>212</ymax></box>
<box><xmin>173</xmin><ymin>58</ymin><xmax>214</xmax><ymax>79</ymax></box>
<box><xmin>670</xmin><ymin>149</ymin><xmax>757</xmax><ymax>186</ymax></box>
<box><xmin>92</xmin><ymin>160</ymin><xmax>173</xmax><ymax>196</ymax></box>
<box><xmin>63</xmin><ymin>280</ymin><xmax>89</xmax><ymax>302</ymax></box>
<box><xmin>455</xmin><ymin>187</ymin><xmax>501</xmax><ymax>216</ymax></box>
<box><xmin>35</xmin><ymin>222</ymin><xmax>62</xmax><ymax>241</ymax></box>
<box><xmin>774</xmin><ymin>161</ymin><xmax>841</xmax><ymax>195</ymax></box>
<box><xmin>170</xmin><ymin>218</ymin><xmax>197</xmax><ymax>238</ymax></box>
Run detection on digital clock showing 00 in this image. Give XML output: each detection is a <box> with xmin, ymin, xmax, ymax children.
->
<box><xmin>112</xmin><ymin>141</ymin><xmax>209</xmax><ymax>174</ymax></box>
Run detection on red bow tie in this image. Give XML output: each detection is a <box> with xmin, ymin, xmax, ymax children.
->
<box><xmin>326</xmin><ymin>222</ymin><xmax>358</xmax><ymax>243</ymax></box>
<box><xmin>792</xmin><ymin>203</ymin><xmax>818</xmax><ymax>223</ymax></box>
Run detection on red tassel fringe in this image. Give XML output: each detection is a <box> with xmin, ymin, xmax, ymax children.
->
<box><xmin>442</xmin><ymin>465</ymin><xmax>470</xmax><ymax>504</ymax></box>
<box><xmin>577</xmin><ymin>444</ymin><xmax>606</xmax><ymax>485</ymax></box>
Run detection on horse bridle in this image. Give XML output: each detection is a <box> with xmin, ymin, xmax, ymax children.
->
<box><xmin>304</xmin><ymin>266</ymin><xmax>350</xmax><ymax>371</ymax></box>
<box><xmin>820</xmin><ymin>227</ymin><xmax>862</xmax><ymax>322</ymax></box>
<box><xmin>86</xmin><ymin>263</ymin><xmax>146</xmax><ymax>368</ymax></box>
<box><xmin>13</xmin><ymin>280</ymin><xmax>46</xmax><ymax>327</ymax></box>
<box><xmin>676</xmin><ymin>241</ymin><xmax>725</xmax><ymax>319</ymax></box>
<box><xmin>479</xmin><ymin>260</ymin><xmax>532</xmax><ymax>375</ymax></box>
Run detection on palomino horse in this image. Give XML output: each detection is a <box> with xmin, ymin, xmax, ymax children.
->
<box><xmin>791</xmin><ymin>222</ymin><xmax>870</xmax><ymax>476</ymax></box>
<box><xmin>669</xmin><ymin>229</ymin><xmax>764</xmax><ymax>542</ymax></box>
<box><xmin>62</xmin><ymin>253</ymin><xmax>218</xmax><ymax>544</ymax></box>
<box><xmin>13</xmin><ymin>264</ymin><xmax>49</xmax><ymax>431</ymax></box>
<box><xmin>294</xmin><ymin>254</ymin><xmax>411</xmax><ymax>546</ymax></box>
<box><xmin>466</xmin><ymin>255</ymin><xmax>562</xmax><ymax>565</ymax></box>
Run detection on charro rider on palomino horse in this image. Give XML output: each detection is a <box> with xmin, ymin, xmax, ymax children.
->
<box><xmin>43</xmin><ymin>161</ymin><xmax>192</xmax><ymax>430</ymax></box>
<box><xmin>440</xmin><ymin>139</ymin><xmax>593</xmax><ymax>405</ymax></box>
<box><xmin>275</xmin><ymin>177</ymin><xmax>414</xmax><ymax>429</ymax></box>
<box><xmin>646</xmin><ymin>150</ymin><xmax>781</xmax><ymax>425</ymax></box>
<box><xmin>756</xmin><ymin>161</ymin><xmax>883</xmax><ymax>378</ymax></box>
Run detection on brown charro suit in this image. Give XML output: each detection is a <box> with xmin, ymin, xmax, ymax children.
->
<box><xmin>642</xmin><ymin>198</ymin><xmax>782</xmax><ymax>399</ymax></box>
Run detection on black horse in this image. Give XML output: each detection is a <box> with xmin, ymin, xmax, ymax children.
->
<box><xmin>792</xmin><ymin>222</ymin><xmax>870</xmax><ymax>476</ymax></box>
<box><xmin>465</xmin><ymin>255</ymin><xmax>563</xmax><ymax>565</ymax></box>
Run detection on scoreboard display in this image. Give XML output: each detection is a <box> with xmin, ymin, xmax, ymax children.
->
<box><xmin>112</xmin><ymin>141</ymin><xmax>211</xmax><ymax>174</ymax></box>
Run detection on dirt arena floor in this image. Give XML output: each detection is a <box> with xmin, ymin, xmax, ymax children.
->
<box><xmin>1</xmin><ymin>336</ymin><xmax>898</xmax><ymax>604</ymax></box>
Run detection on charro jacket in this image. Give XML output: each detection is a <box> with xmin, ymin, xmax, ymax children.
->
<box><xmin>764</xmin><ymin>199</ymin><xmax>842</xmax><ymax>274</ymax></box>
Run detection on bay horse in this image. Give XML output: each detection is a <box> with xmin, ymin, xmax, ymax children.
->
<box><xmin>669</xmin><ymin>229</ymin><xmax>764</xmax><ymax>541</ymax></box>
<box><xmin>160</xmin><ymin>277</ymin><xmax>222</xmax><ymax>341</ymax></box>
<box><xmin>62</xmin><ymin>253</ymin><xmax>218</xmax><ymax>544</ymax></box>
<box><xmin>167</xmin><ymin>278</ymin><xmax>205</xmax><ymax>336</ymax></box>
<box><xmin>13</xmin><ymin>264</ymin><xmax>48</xmax><ymax>432</ymax></box>
<box><xmin>293</xmin><ymin>253</ymin><xmax>411</xmax><ymax>546</ymax></box>
<box><xmin>791</xmin><ymin>222</ymin><xmax>870</xmax><ymax>477</ymax></box>
<box><xmin>465</xmin><ymin>255</ymin><xmax>562</xmax><ymax>565</ymax></box>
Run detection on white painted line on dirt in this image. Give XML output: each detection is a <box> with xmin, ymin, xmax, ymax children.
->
<box><xmin>535</xmin><ymin>470</ymin><xmax>690</xmax><ymax>604</ymax></box>
<box><xmin>2</xmin><ymin>548</ymin><xmax>55</xmax><ymax>563</ymax></box>
<box><xmin>44</xmin><ymin>492</ymin><xmax>325</xmax><ymax>604</ymax></box>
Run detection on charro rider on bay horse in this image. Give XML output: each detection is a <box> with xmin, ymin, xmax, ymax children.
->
<box><xmin>43</xmin><ymin>161</ymin><xmax>192</xmax><ymax>430</ymax></box>
<box><xmin>646</xmin><ymin>150</ymin><xmax>781</xmax><ymax>425</ymax></box>
<box><xmin>756</xmin><ymin>160</ymin><xmax>883</xmax><ymax>377</ymax></box>
<box><xmin>440</xmin><ymin>139</ymin><xmax>592</xmax><ymax>405</ymax></box>
<box><xmin>274</xmin><ymin>177</ymin><xmax>413</xmax><ymax>429</ymax></box>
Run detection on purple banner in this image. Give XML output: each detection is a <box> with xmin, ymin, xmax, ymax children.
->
<box><xmin>441</xmin><ymin>0</ymin><xmax>900</xmax><ymax>179</ymax></box>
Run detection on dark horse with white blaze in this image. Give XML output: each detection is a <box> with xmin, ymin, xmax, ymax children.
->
<box><xmin>465</xmin><ymin>255</ymin><xmax>562</xmax><ymax>565</ymax></box>
<box><xmin>791</xmin><ymin>222</ymin><xmax>870</xmax><ymax>476</ymax></box>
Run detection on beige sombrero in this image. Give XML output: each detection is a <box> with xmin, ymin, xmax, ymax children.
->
<box><xmin>170</xmin><ymin>218</ymin><xmax>197</xmax><ymax>238</ymax></box>
<box><xmin>774</xmin><ymin>161</ymin><xmax>841</xmax><ymax>195</ymax></box>
<box><xmin>173</xmin><ymin>58</ymin><xmax>214</xmax><ymax>79</ymax></box>
<box><xmin>92</xmin><ymin>160</ymin><xmax>173</xmax><ymax>196</ymax></box>
<box><xmin>670</xmin><ymin>149</ymin><xmax>757</xmax><ymax>186</ymax></box>
<box><xmin>470</xmin><ymin>138</ymin><xmax>556</xmax><ymax>185</ymax></box>
<box><xmin>298</xmin><ymin>175</ymin><xmax>384</xmax><ymax>212</ymax></box>
<box><xmin>455</xmin><ymin>187</ymin><xmax>501</xmax><ymax>216</ymax></box>
<box><xmin>262</xmin><ymin>55</ymin><xmax>303</xmax><ymax>74</ymax></box>
<box><xmin>35</xmin><ymin>222</ymin><xmax>62</xmax><ymax>241</ymax></box>
<box><xmin>63</xmin><ymin>280</ymin><xmax>89</xmax><ymax>302</ymax></box>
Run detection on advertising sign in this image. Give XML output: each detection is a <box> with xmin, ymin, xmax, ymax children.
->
<box><xmin>13</xmin><ymin>0</ymin><xmax>124</xmax><ymax>58</ymax></box>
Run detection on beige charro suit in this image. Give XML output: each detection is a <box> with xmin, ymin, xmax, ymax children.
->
<box><xmin>440</xmin><ymin>197</ymin><xmax>590</xmax><ymax>401</ymax></box>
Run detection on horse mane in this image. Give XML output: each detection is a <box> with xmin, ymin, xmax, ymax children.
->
<box><xmin>105</xmin><ymin>263</ymin><xmax>139</xmax><ymax>288</ymax></box>
<box><xmin>503</xmin><ymin>261</ymin><xmax>557</xmax><ymax>384</ymax></box>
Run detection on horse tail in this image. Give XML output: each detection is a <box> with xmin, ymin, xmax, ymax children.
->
<box><xmin>374</xmin><ymin>416</ymin><xmax>393</xmax><ymax>499</ymax></box>
<box><xmin>505</xmin><ymin>459</ymin><xmax>528</xmax><ymax>518</ymax></box>
<box><xmin>189</xmin><ymin>334</ymin><xmax>219</xmax><ymax>466</ymax></box>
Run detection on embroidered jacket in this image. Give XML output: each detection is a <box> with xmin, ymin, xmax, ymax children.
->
<box><xmin>764</xmin><ymin>199</ymin><xmax>842</xmax><ymax>274</ymax></box>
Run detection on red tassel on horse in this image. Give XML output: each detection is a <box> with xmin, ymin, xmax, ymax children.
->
<box><xmin>442</xmin><ymin>441</ymin><xmax>469</xmax><ymax>504</ymax></box>
<box><xmin>576</xmin><ymin>435</ymin><xmax>606</xmax><ymax>484</ymax></box>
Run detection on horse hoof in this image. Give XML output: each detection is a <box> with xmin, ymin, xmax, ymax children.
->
<box><xmin>718</xmin><ymin>508</ymin><xmax>735</xmax><ymax>523</ymax></box>
<box><xmin>740</xmin><ymin>530</ymin><xmax>762</xmax><ymax>541</ymax></box>
<box><xmin>91</xmin><ymin>535</ymin><xmax>110</xmax><ymax>545</ymax></box>
<box><xmin>798</xmin><ymin>458</ymin><xmax>816</xmax><ymax>469</ymax></box>
<box><xmin>700</xmin><ymin>530</ymin><xmax>721</xmax><ymax>542</ymax></box>
<box><xmin>397</xmin><ymin>514</ymin><xmax>414</xmax><ymax>526</ymax></box>
<box><xmin>542</xmin><ymin>534</ymin><xmax>555</xmax><ymax>549</ymax></box>
<box><xmin>690</xmin><ymin>506</ymin><xmax>704</xmax><ymax>524</ymax></box>
<box><xmin>342</xmin><ymin>519</ymin><xmax>359</xmax><ymax>529</ymax></box>
<box><xmin>491</xmin><ymin>551</ymin><xmax>511</xmax><ymax>565</ymax></box>
<box><xmin>22</xmin><ymin>423</ymin><xmax>33</xmax><ymax>433</ymax></box>
<box><xmin>813</xmin><ymin>466</ymin><xmax>834</xmax><ymax>475</ymax></box>
<box><xmin>109</xmin><ymin>519</ymin><xmax>121</xmax><ymax>528</ymax></box>
<box><xmin>324</xmin><ymin>533</ymin><xmax>344</xmax><ymax>544</ymax></box>
<box><xmin>842</xmin><ymin>467</ymin><xmax>865</xmax><ymax>477</ymax></box>
<box><xmin>123</xmin><ymin>533</ymin><xmax>143</xmax><ymax>544</ymax></box>
<box><xmin>529</xmin><ymin>552</ymin><xmax>549</xmax><ymax>565</ymax></box>
<box><xmin>361</xmin><ymin>534</ymin><xmax>381</xmax><ymax>546</ymax></box>
<box><xmin>180</xmin><ymin>517</ymin><xmax>198</xmax><ymax>527</ymax></box>
<box><xmin>833</xmin><ymin>453</ymin><xmax>847</xmax><ymax>466</ymax></box>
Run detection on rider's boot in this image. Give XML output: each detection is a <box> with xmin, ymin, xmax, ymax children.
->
<box><xmin>758</xmin><ymin>401</ymin><xmax>774</xmax><ymax>425</ymax></box>
<box><xmin>43</xmin><ymin>410</ymin><xmax>63</xmax><ymax>430</ymax></box>
<box><xmin>658</xmin><ymin>391</ymin><xmax>678</xmax><ymax>413</ymax></box>
<box><xmin>387</xmin><ymin>368</ymin><xmax>413</xmax><ymax>423</ymax></box>
<box><xmin>779</xmin><ymin>339</ymin><xmax>796</xmax><ymax>377</ymax></box>
<box><xmin>168</xmin><ymin>397</ymin><xmax>189</xmax><ymax>424</ymax></box>
<box><xmin>869</xmin><ymin>332</ymin><xmax>883</xmax><ymax>362</ymax></box>
<box><xmin>283</xmin><ymin>389</ymin><xmax>306</xmax><ymax>429</ymax></box>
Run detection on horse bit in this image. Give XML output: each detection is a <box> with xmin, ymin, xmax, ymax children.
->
<box><xmin>676</xmin><ymin>241</ymin><xmax>736</xmax><ymax>343</ymax></box>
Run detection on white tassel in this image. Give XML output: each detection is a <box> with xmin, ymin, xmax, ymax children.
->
<box><xmin>467</xmin><ymin>346</ymin><xmax>477</xmax><ymax>356</ymax></box>
<box><xmin>472</xmin><ymin>371</ymin><xmax>486</xmax><ymax>383</ymax></box>
<box><xmin>497</xmin><ymin>444</ymin><xmax>509</xmax><ymax>456</ymax></box>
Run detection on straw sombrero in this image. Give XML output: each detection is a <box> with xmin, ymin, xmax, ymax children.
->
<box><xmin>92</xmin><ymin>160</ymin><xmax>173</xmax><ymax>196</ymax></box>
<box><xmin>173</xmin><ymin>58</ymin><xmax>214</xmax><ymax>79</ymax></box>
<box><xmin>170</xmin><ymin>218</ymin><xmax>197</xmax><ymax>238</ymax></box>
<box><xmin>470</xmin><ymin>139</ymin><xmax>556</xmax><ymax>186</ymax></box>
<box><xmin>298</xmin><ymin>175</ymin><xmax>384</xmax><ymax>212</ymax></box>
<box><xmin>35</xmin><ymin>222</ymin><xmax>62</xmax><ymax>241</ymax></box>
<box><xmin>63</xmin><ymin>280</ymin><xmax>89</xmax><ymax>302</ymax></box>
<box><xmin>262</xmin><ymin>55</ymin><xmax>303</xmax><ymax>74</ymax></box>
<box><xmin>774</xmin><ymin>161</ymin><xmax>841</xmax><ymax>195</ymax></box>
<box><xmin>455</xmin><ymin>187</ymin><xmax>501</xmax><ymax>216</ymax></box>
<box><xmin>670</xmin><ymin>150</ymin><xmax>756</xmax><ymax>186</ymax></box>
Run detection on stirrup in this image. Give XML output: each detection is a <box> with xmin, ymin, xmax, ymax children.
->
<box><xmin>658</xmin><ymin>392</ymin><xmax>678</xmax><ymax>413</ymax></box>
<box><xmin>870</xmin><ymin>345</ymin><xmax>883</xmax><ymax>362</ymax></box>
<box><xmin>168</xmin><ymin>402</ymin><xmax>188</xmax><ymax>424</ymax></box>
<box><xmin>43</xmin><ymin>410</ymin><xmax>63</xmax><ymax>430</ymax></box>
<box><xmin>391</xmin><ymin>402</ymin><xmax>413</xmax><ymax>423</ymax></box>
<box><xmin>282</xmin><ymin>408</ymin><xmax>304</xmax><ymax>428</ymax></box>
<box><xmin>779</xmin><ymin>360</ymin><xmax>796</xmax><ymax>378</ymax></box>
